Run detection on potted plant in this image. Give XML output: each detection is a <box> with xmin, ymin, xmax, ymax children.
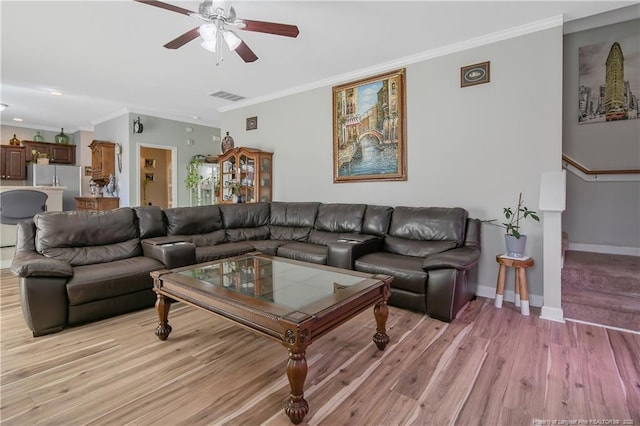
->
<box><xmin>31</xmin><ymin>149</ymin><xmax>50</xmax><ymax>165</ymax></box>
<box><xmin>185</xmin><ymin>156</ymin><xmax>205</xmax><ymax>204</ymax></box>
<box><xmin>225</xmin><ymin>180</ymin><xmax>243</xmax><ymax>203</ymax></box>
<box><xmin>487</xmin><ymin>192</ymin><xmax>540</xmax><ymax>257</ymax></box>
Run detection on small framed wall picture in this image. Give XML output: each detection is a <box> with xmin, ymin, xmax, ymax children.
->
<box><xmin>461</xmin><ymin>61</ymin><xmax>490</xmax><ymax>87</ymax></box>
<box><xmin>246</xmin><ymin>116</ymin><xmax>258</xmax><ymax>131</ymax></box>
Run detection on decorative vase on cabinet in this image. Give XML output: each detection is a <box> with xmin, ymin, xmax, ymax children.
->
<box><xmin>33</xmin><ymin>131</ymin><xmax>44</xmax><ymax>142</ymax></box>
<box><xmin>55</xmin><ymin>128</ymin><xmax>69</xmax><ymax>144</ymax></box>
<box><xmin>218</xmin><ymin>147</ymin><xmax>273</xmax><ymax>204</ymax></box>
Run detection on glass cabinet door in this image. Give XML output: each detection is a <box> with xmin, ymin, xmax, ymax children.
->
<box><xmin>259</xmin><ymin>156</ymin><xmax>272</xmax><ymax>202</ymax></box>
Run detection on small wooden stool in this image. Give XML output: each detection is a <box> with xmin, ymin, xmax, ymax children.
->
<box><xmin>494</xmin><ymin>255</ymin><xmax>534</xmax><ymax>316</ymax></box>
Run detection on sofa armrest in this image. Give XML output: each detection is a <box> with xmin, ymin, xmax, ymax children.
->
<box><xmin>11</xmin><ymin>252</ymin><xmax>73</xmax><ymax>278</ymax></box>
<box><xmin>421</xmin><ymin>246</ymin><xmax>481</xmax><ymax>271</ymax></box>
<box><xmin>142</xmin><ymin>240</ymin><xmax>196</xmax><ymax>269</ymax></box>
<box><xmin>20</xmin><ymin>276</ymin><xmax>69</xmax><ymax>337</ymax></box>
<box><xmin>327</xmin><ymin>237</ymin><xmax>383</xmax><ymax>270</ymax></box>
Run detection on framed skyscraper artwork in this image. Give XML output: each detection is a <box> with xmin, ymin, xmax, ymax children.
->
<box><xmin>578</xmin><ymin>34</ymin><xmax>639</xmax><ymax>124</ymax></box>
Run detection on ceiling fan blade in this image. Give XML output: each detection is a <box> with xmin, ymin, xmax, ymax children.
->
<box><xmin>239</xmin><ymin>20</ymin><xmax>299</xmax><ymax>38</ymax></box>
<box><xmin>133</xmin><ymin>0</ymin><xmax>195</xmax><ymax>16</ymax></box>
<box><xmin>164</xmin><ymin>27</ymin><xmax>200</xmax><ymax>49</ymax></box>
<box><xmin>235</xmin><ymin>41</ymin><xmax>258</xmax><ymax>63</ymax></box>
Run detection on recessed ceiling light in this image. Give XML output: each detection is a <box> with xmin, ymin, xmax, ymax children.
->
<box><xmin>50</xmin><ymin>90</ymin><xmax>63</xmax><ymax>96</ymax></box>
<box><xmin>192</xmin><ymin>116</ymin><xmax>200</xmax><ymax>120</ymax></box>
<box><xmin>13</xmin><ymin>117</ymin><xmax>23</xmax><ymax>122</ymax></box>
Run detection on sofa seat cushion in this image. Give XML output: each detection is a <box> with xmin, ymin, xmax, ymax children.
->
<box><xmin>196</xmin><ymin>242</ymin><xmax>255</xmax><ymax>263</ymax></box>
<box><xmin>173</xmin><ymin>231</ymin><xmax>226</xmax><ymax>247</ymax></box>
<box><xmin>67</xmin><ymin>256</ymin><xmax>164</xmax><ymax>306</ymax></box>
<box><xmin>250</xmin><ymin>240</ymin><xmax>291</xmax><ymax>256</ymax></box>
<box><xmin>355</xmin><ymin>252</ymin><xmax>427</xmax><ymax>294</ymax></box>
<box><xmin>277</xmin><ymin>242</ymin><xmax>327</xmax><ymax>265</ymax></box>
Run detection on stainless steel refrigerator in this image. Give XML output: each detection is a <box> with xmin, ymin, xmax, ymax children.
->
<box><xmin>27</xmin><ymin>164</ymin><xmax>83</xmax><ymax>211</ymax></box>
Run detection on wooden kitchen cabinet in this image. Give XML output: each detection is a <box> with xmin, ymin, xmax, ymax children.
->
<box><xmin>0</xmin><ymin>145</ymin><xmax>26</xmax><ymax>180</ymax></box>
<box><xmin>89</xmin><ymin>140</ymin><xmax>115</xmax><ymax>184</ymax></box>
<box><xmin>23</xmin><ymin>141</ymin><xmax>76</xmax><ymax>165</ymax></box>
<box><xmin>75</xmin><ymin>197</ymin><xmax>119</xmax><ymax>211</ymax></box>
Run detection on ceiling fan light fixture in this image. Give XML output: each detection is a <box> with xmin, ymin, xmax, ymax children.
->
<box><xmin>199</xmin><ymin>23</ymin><xmax>217</xmax><ymax>40</ymax></box>
<box><xmin>223</xmin><ymin>30</ymin><xmax>242</xmax><ymax>51</ymax></box>
<box><xmin>201</xmin><ymin>39</ymin><xmax>217</xmax><ymax>53</ymax></box>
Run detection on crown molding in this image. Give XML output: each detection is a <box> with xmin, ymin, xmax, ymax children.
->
<box><xmin>219</xmin><ymin>15</ymin><xmax>563</xmax><ymax>113</ymax></box>
<box><xmin>91</xmin><ymin>106</ymin><xmax>218</xmax><ymax>128</ymax></box>
<box><xmin>0</xmin><ymin>120</ymin><xmax>83</xmax><ymax>134</ymax></box>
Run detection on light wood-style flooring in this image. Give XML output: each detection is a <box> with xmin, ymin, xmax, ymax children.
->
<box><xmin>1</xmin><ymin>268</ymin><xmax>639</xmax><ymax>425</ymax></box>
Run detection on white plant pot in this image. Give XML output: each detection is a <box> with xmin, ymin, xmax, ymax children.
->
<box><xmin>505</xmin><ymin>234</ymin><xmax>527</xmax><ymax>257</ymax></box>
<box><xmin>37</xmin><ymin>158</ymin><xmax>49</xmax><ymax>165</ymax></box>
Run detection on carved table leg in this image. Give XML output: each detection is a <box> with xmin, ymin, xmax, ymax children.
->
<box><xmin>155</xmin><ymin>293</ymin><xmax>172</xmax><ymax>341</ymax></box>
<box><xmin>284</xmin><ymin>349</ymin><xmax>309</xmax><ymax>424</ymax></box>
<box><xmin>373</xmin><ymin>301</ymin><xmax>390</xmax><ymax>350</ymax></box>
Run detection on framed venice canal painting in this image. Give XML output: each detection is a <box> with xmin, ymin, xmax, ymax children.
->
<box><xmin>333</xmin><ymin>68</ymin><xmax>407</xmax><ymax>183</ymax></box>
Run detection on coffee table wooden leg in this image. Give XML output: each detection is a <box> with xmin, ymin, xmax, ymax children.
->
<box><xmin>284</xmin><ymin>349</ymin><xmax>309</xmax><ymax>424</ymax></box>
<box><xmin>373</xmin><ymin>301</ymin><xmax>390</xmax><ymax>350</ymax></box>
<box><xmin>154</xmin><ymin>293</ymin><xmax>172</xmax><ymax>341</ymax></box>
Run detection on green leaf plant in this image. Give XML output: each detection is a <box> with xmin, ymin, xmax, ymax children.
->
<box><xmin>486</xmin><ymin>192</ymin><xmax>540</xmax><ymax>239</ymax></box>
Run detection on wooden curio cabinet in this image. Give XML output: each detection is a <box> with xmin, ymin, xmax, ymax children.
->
<box><xmin>218</xmin><ymin>147</ymin><xmax>273</xmax><ymax>204</ymax></box>
<box><xmin>89</xmin><ymin>140</ymin><xmax>115</xmax><ymax>184</ymax></box>
<box><xmin>1</xmin><ymin>145</ymin><xmax>26</xmax><ymax>180</ymax></box>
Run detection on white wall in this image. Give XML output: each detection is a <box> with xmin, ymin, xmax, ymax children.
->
<box><xmin>222</xmin><ymin>27</ymin><xmax>563</xmax><ymax>301</ymax></box>
<box><xmin>94</xmin><ymin>113</ymin><xmax>220</xmax><ymax>207</ymax></box>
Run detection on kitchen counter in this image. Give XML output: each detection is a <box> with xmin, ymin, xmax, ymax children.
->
<box><xmin>0</xmin><ymin>186</ymin><xmax>65</xmax><ymax>247</ymax></box>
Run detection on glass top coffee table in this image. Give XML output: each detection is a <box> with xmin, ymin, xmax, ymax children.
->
<box><xmin>150</xmin><ymin>252</ymin><xmax>393</xmax><ymax>424</ymax></box>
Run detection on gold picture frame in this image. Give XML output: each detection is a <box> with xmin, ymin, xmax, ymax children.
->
<box><xmin>332</xmin><ymin>68</ymin><xmax>407</xmax><ymax>183</ymax></box>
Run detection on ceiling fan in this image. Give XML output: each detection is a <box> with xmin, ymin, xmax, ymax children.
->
<box><xmin>134</xmin><ymin>0</ymin><xmax>299</xmax><ymax>64</ymax></box>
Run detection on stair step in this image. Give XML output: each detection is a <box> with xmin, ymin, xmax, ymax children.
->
<box><xmin>562</xmin><ymin>294</ymin><xmax>640</xmax><ymax>332</ymax></box>
<box><xmin>562</xmin><ymin>251</ymin><xmax>640</xmax><ymax>295</ymax></box>
<box><xmin>562</xmin><ymin>250</ymin><xmax>640</xmax><ymax>331</ymax></box>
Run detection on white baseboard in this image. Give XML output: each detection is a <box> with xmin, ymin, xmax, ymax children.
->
<box><xmin>540</xmin><ymin>306</ymin><xmax>565</xmax><ymax>323</ymax></box>
<box><xmin>476</xmin><ymin>284</ymin><xmax>543</xmax><ymax>307</ymax></box>
<box><xmin>568</xmin><ymin>242</ymin><xmax>640</xmax><ymax>257</ymax></box>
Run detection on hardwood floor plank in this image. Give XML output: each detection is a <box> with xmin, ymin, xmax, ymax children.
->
<box><xmin>400</xmin><ymin>333</ymin><xmax>488</xmax><ymax>424</ymax></box>
<box><xmin>456</xmin><ymin>302</ymin><xmax>527</xmax><ymax>425</ymax></box>
<box><xmin>1</xmin><ymin>270</ymin><xmax>639</xmax><ymax>425</ymax></box>
<box><xmin>501</xmin><ymin>318</ymin><xmax>550</xmax><ymax>421</ymax></box>
<box><xmin>606</xmin><ymin>329</ymin><xmax>640</xmax><ymax>423</ymax></box>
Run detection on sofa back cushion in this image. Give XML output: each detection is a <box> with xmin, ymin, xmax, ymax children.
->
<box><xmin>384</xmin><ymin>207</ymin><xmax>468</xmax><ymax>257</ymax></box>
<box><xmin>220</xmin><ymin>203</ymin><xmax>270</xmax><ymax>242</ymax></box>
<box><xmin>133</xmin><ymin>205</ymin><xmax>166</xmax><ymax>239</ymax></box>
<box><xmin>35</xmin><ymin>208</ymin><xmax>141</xmax><ymax>266</ymax></box>
<box><xmin>363</xmin><ymin>205</ymin><xmax>393</xmax><ymax>236</ymax></box>
<box><xmin>164</xmin><ymin>205</ymin><xmax>222</xmax><ymax>235</ymax></box>
<box><xmin>314</xmin><ymin>204</ymin><xmax>366</xmax><ymax>233</ymax></box>
<box><xmin>269</xmin><ymin>202</ymin><xmax>319</xmax><ymax>241</ymax></box>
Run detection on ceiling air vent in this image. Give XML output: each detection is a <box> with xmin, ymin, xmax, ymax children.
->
<box><xmin>208</xmin><ymin>90</ymin><xmax>246</xmax><ymax>102</ymax></box>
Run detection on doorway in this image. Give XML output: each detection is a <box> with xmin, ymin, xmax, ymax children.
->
<box><xmin>137</xmin><ymin>144</ymin><xmax>177</xmax><ymax>208</ymax></box>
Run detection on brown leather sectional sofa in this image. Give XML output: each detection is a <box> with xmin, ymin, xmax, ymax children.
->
<box><xmin>11</xmin><ymin>202</ymin><xmax>481</xmax><ymax>337</ymax></box>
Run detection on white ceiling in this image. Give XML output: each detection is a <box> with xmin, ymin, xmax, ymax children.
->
<box><xmin>1</xmin><ymin>1</ymin><xmax>636</xmax><ymax>132</ymax></box>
